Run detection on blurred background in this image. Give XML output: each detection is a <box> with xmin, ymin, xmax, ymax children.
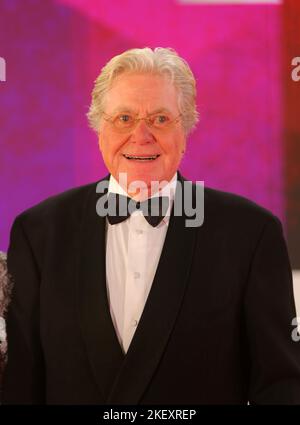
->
<box><xmin>0</xmin><ymin>0</ymin><xmax>299</xmax><ymax>306</ymax></box>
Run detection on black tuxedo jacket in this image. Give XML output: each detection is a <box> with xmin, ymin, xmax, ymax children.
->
<box><xmin>2</xmin><ymin>172</ymin><xmax>300</xmax><ymax>404</ymax></box>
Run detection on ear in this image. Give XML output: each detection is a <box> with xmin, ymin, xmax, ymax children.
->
<box><xmin>98</xmin><ymin>132</ymin><xmax>103</xmax><ymax>152</ymax></box>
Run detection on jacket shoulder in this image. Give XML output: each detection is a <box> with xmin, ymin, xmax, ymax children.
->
<box><xmin>13</xmin><ymin>178</ymin><xmax>108</xmax><ymax>230</ymax></box>
<box><xmin>179</xmin><ymin>173</ymin><xmax>281</xmax><ymax>228</ymax></box>
<box><xmin>202</xmin><ymin>184</ymin><xmax>282</xmax><ymax>228</ymax></box>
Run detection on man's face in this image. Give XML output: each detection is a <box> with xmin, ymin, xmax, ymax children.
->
<box><xmin>98</xmin><ymin>72</ymin><xmax>186</xmax><ymax>194</ymax></box>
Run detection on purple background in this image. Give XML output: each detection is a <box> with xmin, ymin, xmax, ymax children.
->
<box><xmin>0</xmin><ymin>0</ymin><xmax>283</xmax><ymax>252</ymax></box>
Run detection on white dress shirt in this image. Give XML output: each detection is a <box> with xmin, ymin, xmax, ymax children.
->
<box><xmin>105</xmin><ymin>172</ymin><xmax>178</xmax><ymax>354</ymax></box>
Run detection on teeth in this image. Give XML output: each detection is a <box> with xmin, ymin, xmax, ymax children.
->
<box><xmin>124</xmin><ymin>154</ymin><xmax>160</xmax><ymax>160</ymax></box>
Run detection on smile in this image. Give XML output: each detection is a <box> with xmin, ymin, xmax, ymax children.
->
<box><xmin>123</xmin><ymin>154</ymin><xmax>160</xmax><ymax>161</ymax></box>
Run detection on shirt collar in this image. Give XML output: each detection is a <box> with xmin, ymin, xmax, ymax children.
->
<box><xmin>107</xmin><ymin>172</ymin><xmax>178</xmax><ymax>226</ymax></box>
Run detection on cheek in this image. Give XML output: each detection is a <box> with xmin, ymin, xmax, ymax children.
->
<box><xmin>100</xmin><ymin>134</ymin><xmax>129</xmax><ymax>161</ymax></box>
<box><xmin>98</xmin><ymin>131</ymin><xmax>106</xmax><ymax>153</ymax></box>
<box><xmin>98</xmin><ymin>132</ymin><xmax>112</xmax><ymax>154</ymax></box>
<box><xmin>164</xmin><ymin>135</ymin><xmax>185</xmax><ymax>158</ymax></box>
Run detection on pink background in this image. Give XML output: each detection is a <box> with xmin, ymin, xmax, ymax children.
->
<box><xmin>0</xmin><ymin>0</ymin><xmax>284</xmax><ymax>254</ymax></box>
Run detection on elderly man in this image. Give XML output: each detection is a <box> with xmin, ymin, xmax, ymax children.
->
<box><xmin>2</xmin><ymin>47</ymin><xmax>300</xmax><ymax>405</ymax></box>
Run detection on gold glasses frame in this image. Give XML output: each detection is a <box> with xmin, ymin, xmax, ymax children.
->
<box><xmin>101</xmin><ymin>111</ymin><xmax>182</xmax><ymax>132</ymax></box>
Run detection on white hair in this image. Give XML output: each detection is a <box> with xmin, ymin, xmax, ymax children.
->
<box><xmin>87</xmin><ymin>47</ymin><xmax>199</xmax><ymax>135</ymax></box>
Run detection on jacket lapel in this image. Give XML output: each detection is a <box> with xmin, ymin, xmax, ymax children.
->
<box><xmin>106</xmin><ymin>171</ymin><xmax>199</xmax><ymax>404</ymax></box>
<box><xmin>76</xmin><ymin>174</ymin><xmax>125</xmax><ymax>401</ymax></box>
<box><xmin>77</xmin><ymin>172</ymin><xmax>200</xmax><ymax>404</ymax></box>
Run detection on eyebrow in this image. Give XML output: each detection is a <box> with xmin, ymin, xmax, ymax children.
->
<box><xmin>149</xmin><ymin>108</ymin><xmax>173</xmax><ymax>115</ymax></box>
<box><xmin>111</xmin><ymin>107</ymin><xmax>135</xmax><ymax>114</ymax></box>
<box><xmin>110</xmin><ymin>107</ymin><xmax>173</xmax><ymax>115</ymax></box>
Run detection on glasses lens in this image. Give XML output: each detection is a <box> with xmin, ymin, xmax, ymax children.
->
<box><xmin>113</xmin><ymin>114</ymin><xmax>135</xmax><ymax>129</ymax></box>
<box><xmin>149</xmin><ymin>114</ymin><xmax>176</xmax><ymax>129</ymax></box>
<box><xmin>108</xmin><ymin>112</ymin><xmax>181</xmax><ymax>132</ymax></box>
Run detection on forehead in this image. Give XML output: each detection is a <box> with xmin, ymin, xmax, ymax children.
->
<box><xmin>104</xmin><ymin>72</ymin><xmax>179</xmax><ymax>114</ymax></box>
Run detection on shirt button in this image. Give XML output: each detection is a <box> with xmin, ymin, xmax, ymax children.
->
<box><xmin>136</xmin><ymin>229</ymin><xmax>143</xmax><ymax>235</ymax></box>
<box><xmin>131</xmin><ymin>319</ymin><xmax>138</xmax><ymax>327</ymax></box>
<box><xmin>133</xmin><ymin>271</ymin><xmax>140</xmax><ymax>279</ymax></box>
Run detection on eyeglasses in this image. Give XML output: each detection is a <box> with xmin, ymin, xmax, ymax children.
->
<box><xmin>102</xmin><ymin>111</ymin><xmax>182</xmax><ymax>133</ymax></box>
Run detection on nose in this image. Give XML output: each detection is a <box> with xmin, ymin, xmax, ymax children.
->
<box><xmin>130</xmin><ymin>119</ymin><xmax>155</xmax><ymax>144</ymax></box>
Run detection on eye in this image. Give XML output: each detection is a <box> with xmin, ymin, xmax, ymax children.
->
<box><xmin>115</xmin><ymin>114</ymin><xmax>133</xmax><ymax>126</ymax></box>
<box><xmin>153</xmin><ymin>114</ymin><xmax>170</xmax><ymax>126</ymax></box>
<box><xmin>120</xmin><ymin>114</ymin><xmax>130</xmax><ymax>122</ymax></box>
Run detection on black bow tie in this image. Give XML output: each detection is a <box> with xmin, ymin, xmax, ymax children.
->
<box><xmin>106</xmin><ymin>193</ymin><xmax>169</xmax><ymax>227</ymax></box>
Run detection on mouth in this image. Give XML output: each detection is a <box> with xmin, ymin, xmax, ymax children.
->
<box><xmin>122</xmin><ymin>154</ymin><xmax>161</xmax><ymax>162</ymax></box>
